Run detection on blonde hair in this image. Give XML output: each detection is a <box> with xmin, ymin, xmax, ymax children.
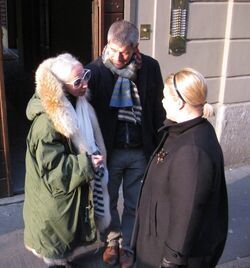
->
<box><xmin>165</xmin><ymin>68</ymin><xmax>214</xmax><ymax>119</ymax></box>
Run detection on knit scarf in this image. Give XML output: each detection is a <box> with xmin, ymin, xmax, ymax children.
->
<box><xmin>102</xmin><ymin>46</ymin><xmax>142</xmax><ymax>124</ymax></box>
<box><xmin>75</xmin><ymin>96</ymin><xmax>107</xmax><ymax>218</ymax></box>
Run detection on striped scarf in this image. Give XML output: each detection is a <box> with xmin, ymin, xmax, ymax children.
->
<box><xmin>116</xmin><ymin>80</ymin><xmax>142</xmax><ymax>124</ymax></box>
<box><xmin>102</xmin><ymin>46</ymin><xmax>142</xmax><ymax>124</ymax></box>
<box><xmin>75</xmin><ymin>97</ymin><xmax>106</xmax><ymax>218</ymax></box>
<box><xmin>92</xmin><ymin>154</ymin><xmax>105</xmax><ymax>217</ymax></box>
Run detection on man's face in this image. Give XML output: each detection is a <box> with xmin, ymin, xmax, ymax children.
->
<box><xmin>108</xmin><ymin>42</ymin><xmax>136</xmax><ymax>69</ymax></box>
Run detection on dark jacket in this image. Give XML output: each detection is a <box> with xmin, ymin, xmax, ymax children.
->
<box><xmin>133</xmin><ymin>117</ymin><xmax>228</xmax><ymax>268</ymax></box>
<box><xmin>86</xmin><ymin>54</ymin><xmax>166</xmax><ymax>161</ymax></box>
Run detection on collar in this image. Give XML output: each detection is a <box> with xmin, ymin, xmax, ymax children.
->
<box><xmin>159</xmin><ymin>116</ymin><xmax>206</xmax><ymax>136</ymax></box>
<box><xmin>101</xmin><ymin>45</ymin><xmax>141</xmax><ymax>81</ymax></box>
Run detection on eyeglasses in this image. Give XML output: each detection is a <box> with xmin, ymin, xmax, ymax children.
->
<box><xmin>108</xmin><ymin>44</ymin><xmax>133</xmax><ymax>58</ymax></box>
<box><xmin>173</xmin><ymin>74</ymin><xmax>186</xmax><ymax>103</ymax></box>
<box><xmin>66</xmin><ymin>69</ymin><xmax>91</xmax><ymax>89</ymax></box>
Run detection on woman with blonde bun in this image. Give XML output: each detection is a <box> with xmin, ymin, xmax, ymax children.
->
<box><xmin>132</xmin><ymin>68</ymin><xmax>228</xmax><ymax>268</ymax></box>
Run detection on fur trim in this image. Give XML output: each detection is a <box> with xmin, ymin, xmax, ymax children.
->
<box><xmin>35</xmin><ymin>58</ymin><xmax>78</xmax><ymax>138</ymax></box>
<box><xmin>35</xmin><ymin>58</ymin><xmax>110</xmax><ymax>232</ymax></box>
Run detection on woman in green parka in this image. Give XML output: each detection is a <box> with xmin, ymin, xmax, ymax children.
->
<box><xmin>23</xmin><ymin>54</ymin><xmax>110</xmax><ymax>267</ymax></box>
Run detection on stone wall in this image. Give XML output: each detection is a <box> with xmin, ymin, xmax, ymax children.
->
<box><xmin>129</xmin><ymin>0</ymin><xmax>250</xmax><ymax>167</ymax></box>
<box><xmin>216</xmin><ymin>103</ymin><xmax>250</xmax><ymax>167</ymax></box>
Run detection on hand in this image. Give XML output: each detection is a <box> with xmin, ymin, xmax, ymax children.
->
<box><xmin>91</xmin><ymin>154</ymin><xmax>104</xmax><ymax>170</ymax></box>
<box><xmin>161</xmin><ymin>258</ymin><xmax>181</xmax><ymax>268</ymax></box>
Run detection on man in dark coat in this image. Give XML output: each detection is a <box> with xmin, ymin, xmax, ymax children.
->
<box><xmin>132</xmin><ymin>68</ymin><xmax>228</xmax><ymax>268</ymax></box>
<box><xmin>86</xmin><ymin>20</ymin><xmax>166</xmax><ymax>267</ymax></box>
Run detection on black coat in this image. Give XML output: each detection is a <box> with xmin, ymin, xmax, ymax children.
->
<box><xmin>132</xmin><ymin>117</ymin><xmax>228</xmax><ymax>268</ymax></box>
<box><xmin>86</xmin><ymin>54</ymin><xmax>166</xmax><ymax>161</ymax></box>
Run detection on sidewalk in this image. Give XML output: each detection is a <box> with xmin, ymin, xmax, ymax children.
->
<box><xmin>0</xmin><ymin>165</ymin><xmax>250</xmax><ymax>268</ymax></box>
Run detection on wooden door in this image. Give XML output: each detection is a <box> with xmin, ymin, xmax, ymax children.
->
<box><xmin>0</xmin><ymin>0</ymin><xmax>124</xmax><ymax>197</ymax></box>
<box><xmin>92</xmin><ymin>0</ymin><xmax>124</xmax><ymax>59</ymax></box>
<box><xmin>0</xmin><ymin>28</ymin><xmax>12</xmax><ymax>198</ymax></box>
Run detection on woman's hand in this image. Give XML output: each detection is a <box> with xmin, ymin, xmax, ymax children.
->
<box><xmin>160</xmin><ymin>258</ymin><xmax>183</xmax><ymax>268</ymax></box>
<box><xmin>91</xmin><ymin>154</ymin><xmax>104</xmax><ymax>170</ymax></box>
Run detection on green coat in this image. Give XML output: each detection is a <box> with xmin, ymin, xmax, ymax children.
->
<box><xmin>23</xmin><ymin>96</ymin><xmax>97</xmax><ymax>259</ymax></box>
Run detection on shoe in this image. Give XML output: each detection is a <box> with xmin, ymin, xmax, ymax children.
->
<box><xmin>103</xmin><ymin>245</ymin><xmax>119</xmax><ymax>266</ymax></box>
<box><xmin>48</xmin><ymin>264</ymin><xmax>78</xmax><ymax>268</ymax></box>
<box><xmin>66</xmin><ymin>261</ymin><xmax>81</xmax><ymax>268</ymax></box>
<box><xmin>119</xmin><ymin>249</ymin><xmax>134</xmax><ymax>268</ymax></box>
<box><xmin>48</xmin><ymin>265</ymin><xmax>67</xmax><ymax>268</ymax></box>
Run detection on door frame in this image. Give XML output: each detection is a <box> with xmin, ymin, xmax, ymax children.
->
<box><xmin>0</xmin><ymin>0</ymin><xmax>126</xmax><ymax>197</ymax></box>
<box><xmin>92</xmin><ymin>0</ymin><xmax>104</xmax><ymax>59</ymax></box>
<box><xmin>92</xmin><ymin>0</ymin><xmax>125</xmax><ymax>59</ymax></box>
<box><xmin>0</xmin><ymin>28</ymin><xmax>12</xmax><ymax>197</ymax></box>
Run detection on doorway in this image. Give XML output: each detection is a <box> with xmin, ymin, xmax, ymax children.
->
<box><xmin>3</xmin><ymin>0</ymin><xmax>92</xmax><ymax>194</ymax></box>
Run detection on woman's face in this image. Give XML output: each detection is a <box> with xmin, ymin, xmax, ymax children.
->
<box><xmin>162</xmin><ymin>85</ymin><xmax>179</xmax><ymax>122</ymax></box>
<box><xmin>65</xmin><ymin>64</ymin><xmax>89</xmax><ymax>97</ymax></box>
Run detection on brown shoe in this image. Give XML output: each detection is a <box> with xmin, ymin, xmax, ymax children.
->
<box><xmin>103</xmin><ymin>245</ymin><xmax>119</xmax><ymax>266</ymax></box>
<box><xmin>119</xmin><ymin>249</ymin><xmax>134</xmax><ymax>268</ymax></box>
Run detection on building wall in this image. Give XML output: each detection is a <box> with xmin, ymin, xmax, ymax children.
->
<box><xmin>0</xmin><ymin>0</ymin><xmax>8</xmax><ymax>47</ymax></box>
<box><xmin>125</xmin><ymin>0</ymin><xmax>250</xmax><ymax>167</ymax></box>
<box><xmin>0</xmin><ymin>0</ymin><xmax>7</xmax><ymax>27</ymax></box>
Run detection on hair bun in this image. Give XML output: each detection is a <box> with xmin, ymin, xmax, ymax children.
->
<box><xmin>202</xmin><ymin>102</ymin><xmax>214</xmax><ymax>119</ymax></box>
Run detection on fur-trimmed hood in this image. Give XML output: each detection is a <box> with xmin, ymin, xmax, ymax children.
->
<box><xmin>32</xmin><ymin>58</ymin><xmax>79</xmax><ymax>139</ymax></box>
<box><xmin>28</xmin><ymin>57</ymin><xmax>107</xmax><ymax>158</ymax></box>
<box><xmin>27</xmin><ymin>58</ymin><xmax>111</xmax><ymax>232</ymax></box>
<box><xmin>27</xmin><ymin>58</ymin><xmax>89</xmax><ymax>154</ymax></box>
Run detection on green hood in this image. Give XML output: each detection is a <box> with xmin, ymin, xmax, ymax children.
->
<box><xmin>26</xmin><ymin>93</ymin><xmax>44</xmax><ymax>121</ymax></box>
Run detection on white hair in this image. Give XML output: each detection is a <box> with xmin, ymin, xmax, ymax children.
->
<box><xmin>50</xmin><ymin>53</ymin><xmax>81</xmax><ymax>82</ymax></box>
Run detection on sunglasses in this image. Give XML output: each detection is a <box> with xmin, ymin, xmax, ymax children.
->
<box><xmin>66</xmin><ymin>69</ymin><xmax>91</xmax><ymax>89</ymax></box>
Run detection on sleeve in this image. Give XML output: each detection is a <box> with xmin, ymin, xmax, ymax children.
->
<box><xmin>163</xmin><ymin>145</ymin><xmax>214</xmax><ymax>265</ymax></box>
<box><xmin>85</xmin><ymin>61</ymin><xmax>100</xmax><ymax>104</ymax></box>
<box><xmin>35</xmin><ymin>129</ymin><xmax>94</xmax><ymax>197</ymax></box>
<box><xmin>152</xmin><ymin>60</ymin><xmax>166</xmax><ymax>134</ymax></box>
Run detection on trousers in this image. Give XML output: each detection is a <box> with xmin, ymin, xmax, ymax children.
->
<box><xmin>106</xmin><ymin>147</ymin><xmax>147</xmax><ymax>251</ymax></box>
